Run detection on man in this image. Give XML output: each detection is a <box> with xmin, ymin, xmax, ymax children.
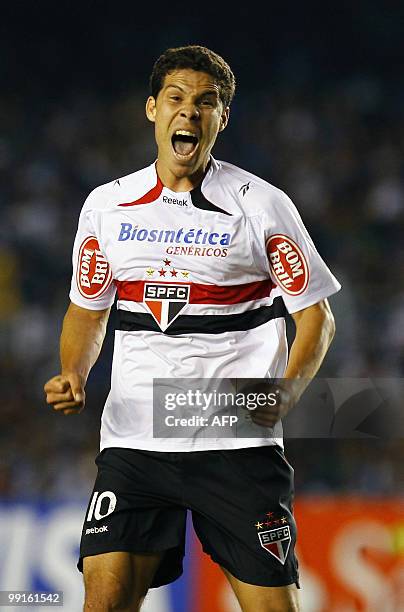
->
<box><xmin>44</xmin><ymin>45</ymin><xmax>340</xmax><ymax>611</ymax></box>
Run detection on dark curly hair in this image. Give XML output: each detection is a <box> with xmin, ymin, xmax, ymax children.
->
<box><xmin>150</xmin><ymin>45</ymin><xmax>236</xmax><ymax>107</ymax></box>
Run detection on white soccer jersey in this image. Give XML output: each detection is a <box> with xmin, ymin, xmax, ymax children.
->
<box><xmin>69</xmin><ymin>157</ymin><xmax>341</xmax><ymax>452</ymax></box>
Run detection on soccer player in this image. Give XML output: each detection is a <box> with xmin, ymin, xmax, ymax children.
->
<box><xmin>44</xmin><ymin>45</ymin><xmax>340</xmax><ymax>612</ymax></box>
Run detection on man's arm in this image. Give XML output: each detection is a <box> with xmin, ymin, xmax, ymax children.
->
<box><xmin>285</xmin><ymin>298</ymin><xmax>336</xmax><ymax>380</ymax></box>
<box><xmin>44</xmin><ymin>302</ymin><xmax>111</xmax><ymax>415</ymax></box>
<box><xmin>251</xmin><ymin>298</ymin><xmax>336</xmax><ymax>427</ymax></box>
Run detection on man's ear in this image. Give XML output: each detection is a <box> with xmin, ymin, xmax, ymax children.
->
<box><xmin>145</xmin><ymin>96</ymin><xmax>157</xmax><ymax>123</ymax></box>
<box><xmin>219</xmin><ymin>106</ymin><xmax>230</xmax><ymax>132</ymax></box>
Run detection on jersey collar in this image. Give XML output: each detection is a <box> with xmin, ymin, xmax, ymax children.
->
<box><xmin>152</xmin><ymin>156</ymin><xmax>217</xmax><ymax>197</ymax></box>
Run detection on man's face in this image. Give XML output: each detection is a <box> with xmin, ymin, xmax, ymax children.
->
<box><xmin>146</xmin><ymin>69</ymin><xmax>229</xmax><ymax>178</ymax></box>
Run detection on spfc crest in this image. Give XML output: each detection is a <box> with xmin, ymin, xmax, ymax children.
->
<box><xmin>258</xmin><ymin>526</ymin><xmax>291</xmax><ymax>564</ymax></box>
<box><xmin>144</xmin><ymin>283</ymin><xmax>190</xmax><ymax>331</ymax></box>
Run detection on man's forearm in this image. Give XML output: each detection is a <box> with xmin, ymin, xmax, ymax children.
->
<box><xmin>248</xmin><ymin>300</ymin><xmax>335</xmax><ymax>427</ymax></box>
<box><xmin>284</xmin><ymin>300</ymin><xmax>336</xmax><ymax>400</ymax></box>
<box><xmin>60</xmin><ymin>302</ymin><xmax>110</xmax><ymax>383</ymax></box>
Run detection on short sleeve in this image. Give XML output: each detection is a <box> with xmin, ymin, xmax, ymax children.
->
<box><xmin>264</xmin><ymin>190</ymin><xmax>341</xmax><ymax>313</ymax></box>
<box><xmin>69</xmin><ymin>190</ymin><xmax>116</xmax><ymax>310</ymax></box>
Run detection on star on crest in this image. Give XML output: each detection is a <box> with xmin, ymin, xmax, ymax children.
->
<box><xmin>159</xmin><ymin>268</ymin><xmax>166</xmax><ymax>277</ymax></box>
<box><xmin>181</xmin><ymin>271</ymin><xmax>189</xmax><ymax>278</ymax></box>
<box><xmin>146</xmin><ymin>267</ymin><xmax>155</xmax><ymax>277</ymax></box>
<box><xmin>163</xmin><ymin>258</ymin><xmax>171</xmax><ymax>266</ymax></box>
<box><xmin>266</xmin><ymin>512</ymin><xmax>274</xmax><ymax>518</ymax></box>
<box><xmin>255</xmin><ymin>521</ymin><xmax>264</xmax><ymax>530</ymax></box>
<box><xmin>170</xmin><ymin>269</ymin><xmax>178</xmax><ymax>277</ymax></box>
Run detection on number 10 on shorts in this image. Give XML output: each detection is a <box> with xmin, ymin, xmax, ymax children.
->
<box><xmin>86</xmin><ymin>491</ymin><xmax>117</xmax><ymax>521</ymax></box>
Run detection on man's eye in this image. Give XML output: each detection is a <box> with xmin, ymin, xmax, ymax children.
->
<box><xmin>201</xmin><ymin>99</ymin><xmax>214</xmax><ymax>106</ymax></box>
<box><xmin>170</xmin><ymin>96</ymin><xmax>181</xmax><ymax>101</ymax></box>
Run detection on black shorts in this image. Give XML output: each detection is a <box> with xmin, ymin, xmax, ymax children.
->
<box><xmin>78</xmin><ymin>445</ymin><xmax>299</xmax><ymax>588</ymax></box>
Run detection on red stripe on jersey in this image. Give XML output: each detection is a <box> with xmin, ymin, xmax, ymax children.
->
<box><xmin>118</xmin><ymin>176</ymin><xmax>163</xmax><ymax>206</ymax></box>
<box><xmin>115</xmin><ymin>279</ymin><xmax>273</xmax><ymax>304</ymax></box>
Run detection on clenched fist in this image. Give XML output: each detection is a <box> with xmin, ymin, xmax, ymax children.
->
<box><xmin>44</xmin><ymin>373</ymin><xmax>86</xmax><ymax>415</ymax></box>
<box><xmin>237</xmin><ymin>379</ymin><xmax>296</xmax><ymax>428</ymax></box>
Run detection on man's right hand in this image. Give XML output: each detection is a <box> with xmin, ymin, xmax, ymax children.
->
<box><xmin>44</xmin><ymin>373</ymin><xmax>86</xmax><ymax>415</ymax></box>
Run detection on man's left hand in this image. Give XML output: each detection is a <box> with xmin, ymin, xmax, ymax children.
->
<box><xmin>239</xmin><ymin>380</ymin><xmax>298</xmax><ymax>428</ymax></box>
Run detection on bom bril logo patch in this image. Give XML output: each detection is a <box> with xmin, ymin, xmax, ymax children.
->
<box><xmin>77</xmin><ymin>236</ymin><xmax>112</xmax><ymax>299</ymax></box>
<box><xmin>267</xmin><ymin>234</ymin><xmax>309</xmax><ymax>295</ymax></box>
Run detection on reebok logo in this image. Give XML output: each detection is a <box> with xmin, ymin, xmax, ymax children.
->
<box><xmin>239</xmin><ymin>182</ymin><xmax>250</xmax><ymax>197</ymax></box>
<box><xmin>163</xmin><ymin>195</ymin><xmax>188</xmax><ymax>207</ymax></box>
<box><xmin>85</xmin><ymin>525</ymin><xmax>108</xmax><ymax>535</ymax></box>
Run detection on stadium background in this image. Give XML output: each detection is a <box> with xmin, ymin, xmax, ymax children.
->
<box><xmin>1</xmin><ymin>2</ymin><xmax>403</xmax><ymax>610</ymax></box>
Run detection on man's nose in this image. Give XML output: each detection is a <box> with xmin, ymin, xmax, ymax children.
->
<box><xmin>179</xmin><ymin>103</ymin><xmax>200</xmax><ymax>120</ymax></box>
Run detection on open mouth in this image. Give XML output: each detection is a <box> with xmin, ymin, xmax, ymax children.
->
<box><xmin>171</xmin><ymin>130</ymin><xmax>199</xmax><ymax>159</ymax></box>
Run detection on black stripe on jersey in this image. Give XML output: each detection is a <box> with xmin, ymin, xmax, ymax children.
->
<box><xmin>117</xmin><ymin>297</ymin><xmax>287</xmax><ymax>335</ymax></box>
<box><xmin>190</xmin><ymin>182</ymin><xmax>232</xmax><ymax>216</ymax></box>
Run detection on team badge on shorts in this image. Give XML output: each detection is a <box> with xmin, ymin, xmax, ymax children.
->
<box><xmin>258</xmin><ymin>525</ymin><xmax>291</xmax><ymax>565</ymax></box>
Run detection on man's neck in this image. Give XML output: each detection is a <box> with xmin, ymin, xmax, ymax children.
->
<box><xmin>155</xmin><ymin>159</ymin><xmax>209</xmax><ymax>192</ymax></box>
